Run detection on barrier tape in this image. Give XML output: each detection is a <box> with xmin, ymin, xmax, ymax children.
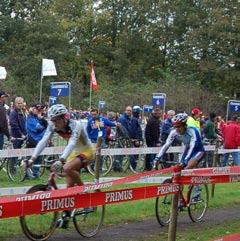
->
<box><xmin>0</xmin><ymin>183</ymin><xmax>180</xmax><ymax>219</ymax></box>
<box><xmin>178</xmin><ymin>174</ymin><xmax>240</xmax><ymax>185</ymax></box>
<box><xmin>0</xmin><ymin>165</ymin><xmax>240</xmax><ymax>219</ymax></box>
<box><xmin>0</xmin><ymin>145</ymin><xmax>239</xmax><ymax>158</ymax></box>
<box><xmin>0</xmin><ymin>166</ymin><xmax>175</xmax><ymax>219</ymax></box>
<box><xmin>182</xmin><ymin>166</ymin><xmax>240</xmax><ymax>176</ymax></box>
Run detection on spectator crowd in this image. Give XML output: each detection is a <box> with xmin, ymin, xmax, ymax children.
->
<box><xmin>0</xmin><ymin>90</ymin><xmax>240</xmax><ymax>177</ymax></box>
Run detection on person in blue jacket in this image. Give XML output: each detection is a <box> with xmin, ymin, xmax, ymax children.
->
<box><xmin>26</xmin><ymin>103</ymin><xmax>48</xmax><ymax>178</ymax></box>
<box><xmin>87</xmin><ymin>108</ymin><xmax>117</xmax><ymax>143</ymax></box>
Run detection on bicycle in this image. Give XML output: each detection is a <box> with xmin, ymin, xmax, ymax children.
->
<box><xmin>112</xmin><ymin>126</ymin><xmax>146</xmax><ymax>174</ymax></box>
<box><xmin>155</xmin><ymin>165</ymin><xmax>209</xmax><ymax>226</ymax></box>
<box><xmin>20</xmin><ymin>162</ymin><xmax>105</xmax><ymax>241</ymax></box>
<box><xmin>0</xmin><ymin>137</ymin><xmax>28</xmax><ymax>182</ymax></box>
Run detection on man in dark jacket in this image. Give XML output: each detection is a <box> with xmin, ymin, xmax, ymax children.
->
<box><xmin>9</xmin><ymin>97</ymin><xmax>27</xmax><ymax>149</ymax></box>
<box><xmin>145</xmin><ymin>108</ymin><xmax>161</xmax><ymax>170</ymax></box>
<box><xmin>129</xmin><ymin>106</ymin><xmax>143</xmax><ymax>170</ymax></box>
<box><xmin>0</xmin><ymin>91</ymin><xmax>10</xmax><ymax>149</ymax></box>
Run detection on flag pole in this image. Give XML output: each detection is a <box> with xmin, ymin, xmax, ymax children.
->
<box><xmin>40</xmin><ymin>73</ymin><xmax>43</xmax><ymax>103</ymax></box>
<box><xmin>89</xmin><ymin>78</ymin><xmax>92</xmax><ymax>110</ymax></box>
<box><xmin>89</xmin><ymin>61</ymin><xmax>93</xmax><ymax>110</ymax></box>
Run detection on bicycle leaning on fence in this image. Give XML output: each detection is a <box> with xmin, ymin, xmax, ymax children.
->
<box><xmin>20</xmin><ymin>159</ymin><xmax>105</xmax><ymax>241</ymax></box>
<box><xmin>0</xmin><ymin>137</ymin><xmax>28</xmax><ymax>182</ymax></box>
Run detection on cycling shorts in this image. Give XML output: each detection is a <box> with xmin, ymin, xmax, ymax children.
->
<box><xmin>66</xmin><ymin>145</ymin><xmax>95</xmax><ymax>163</ymax></box>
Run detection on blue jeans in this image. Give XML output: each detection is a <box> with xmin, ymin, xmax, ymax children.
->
<box><xmin>0</xmin><ymin>133</ymin><xmax>4</xmax><ymax>150</ymax></box>
<box><xmin>222</xmin><ymin>152</ymin><xmax>240</xmax><ymax>166</ymax></box>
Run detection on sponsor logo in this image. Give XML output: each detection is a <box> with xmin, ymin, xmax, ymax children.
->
<box><xmin>157</xmin><ymin>184</ymin><xmax>180</xmax><ymax>195</ymax></box>
<box><xmin>84</xmin><ymin>182</ymin><xmax>113</xmax><ymax>192</ymax></box>
<box><xmin>105</xmin><ymin>190</ymin><xmax>133</xmax><ymax>203</ymax></box>
<box><xmin>230</xmin><ymin>175</ymin><xmax>240</xmax><ymax>183</ymax></box>
<box><xmin>41</xmin><ymin>197</ymin><xmax>75</xmax><ymax>212</ymax></box>
<box><xmin>191</xmin><ymin>177</ymin><xmax>211</xmax><ymax>184</ymax></box>
<box><xmin>0</xmin><ymin>206</ymin><xmax>3</xmax><ymax>217</ymax></box>
<box><xmin>213</xmin><ymin>167</ymin><xmax>231</xmax><ymax>174</ymax></box>
<box><xmin>16</xmin><ymin>192</ymin><xmax>51</xmax><ymax>202</ymax></box>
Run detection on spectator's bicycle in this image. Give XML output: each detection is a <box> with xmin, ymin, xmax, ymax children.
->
<box><xmin>0</xmin><ymin>137</ymin><xmax>28</xmax><ymax>182</ymax></box>
<box><xmin>20</xmin><ymin>162</ymin><xmax>105</xmax><ymax>241</ymax></box>
<box><xmin>87</xmin><ymin>148</ymin><xmax>113</xmax><ymax>177</ymax></box>
<box><xmin>155</xmin><ymin>163</ymin><xmax>209</xmax><ymax>226</ymax></box>
<box><xmin>112</xmin><ymin>126</ymin><xmax>145</xmax><ymax>174</ymax></box>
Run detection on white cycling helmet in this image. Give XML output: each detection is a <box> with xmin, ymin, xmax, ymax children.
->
<box><xmin>48</xmin><ymin>104</ymin><xmax>68</xmax><ymax>120</ymax></box>
<box><xmin>172</xmin><ymin>113</ymin><xmax>188</xmax><ymax>126</ymax></box>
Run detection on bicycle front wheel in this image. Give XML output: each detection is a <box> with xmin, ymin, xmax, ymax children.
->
<box><xmin>129</xmin><ymin>154</ymin><xmax>145</xmax><ymax>173</ymax></box>
<box><xmin>73</xmin><ymin>205</ymin><xmax>105</xmax><ymax>237</ymax></box>
<box><xmin>155</xmin><ymin>194</ymin><xmax>173</xmax><ymax>226</ymax></box>
<box><xmin>188</xmin><ymin>184</ymin><xmax>209</xmax><ymax>222</ymax></box>
<box><xmin>20</xmin><ymin>184</ymin><xmax>59</xmax><ymax>241</ymax></box>
<box><xmin>7</xmin><ymin>157</ymin><xmax>27</xmax><ymax>182</ymax></box>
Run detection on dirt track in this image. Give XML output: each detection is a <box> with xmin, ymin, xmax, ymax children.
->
<box><xmin>7</xmin><ymin>206</ymin><xmax>240</xmax><ymax>241</ymax></box>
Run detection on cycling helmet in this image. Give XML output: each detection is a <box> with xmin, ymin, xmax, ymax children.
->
<box><xmin>132</xmin><ymin>105</ymin><xmax>142</xmax><ymax>113</ymax></box>
<box><xmin>48</xmin><ymin>104</ymin><xmax>68</xmax><ymax>120</ymax></box>
<box><xmin>172</xmin><ymin>113</ymin><xmax>188</xmax><ymax>126</ymax></box>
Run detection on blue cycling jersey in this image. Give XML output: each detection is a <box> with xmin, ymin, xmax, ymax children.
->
<box><xmin>156</xmin><ymin>127</ymin><xmax>205</xmax><ymax>165</ymax></box>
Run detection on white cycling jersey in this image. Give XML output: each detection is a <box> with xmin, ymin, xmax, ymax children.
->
<box><xmin>32</xmin><ymin>119</ymin><xmax>93</xmax><ymax>161</ymax></box>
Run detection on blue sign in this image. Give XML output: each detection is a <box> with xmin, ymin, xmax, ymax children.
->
<box><xmin>49</xmin><ymin>96</ymin><xmax>57</xmax><ymax>106</ymax></box>
<box><xmin>98</xmin><ymin>101</ymin><xmax>106</xmax><ymax>110</ymax></box>
<box><xmin>229</xmin><ymin>101</ymin><xmax>240</xmax><ymax>112</ymax></box>
<box><xmin>143</xmin><ymin>105</ymin><xmax>153</xmax><ymax>113</ymax></box>
<box><xmin>152</xmin><ymin>95</ymin><xmax>165</xmax><ymax>107</ymax></box>
<box><xmin>50</xmin><ymin>83</ymin><xmax>70</xmax><ymax>97</ymax></box>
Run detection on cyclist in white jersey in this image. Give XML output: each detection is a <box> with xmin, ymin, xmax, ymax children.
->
<box><xmin>154</xmin><ymin>113</ymin><xmax>205</xmax><ymax>169</ymax></box>
<box><xmin>28</xmin><ymin>104</ymin><xmax>95</xmax><ymax>187</ymax></box>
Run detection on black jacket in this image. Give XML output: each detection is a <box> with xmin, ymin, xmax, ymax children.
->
<box><xmin>0</xmin><ymin>103</ymin><xmax>10</xmax><ymax>138</ymax></box>
<box><xmin>145</xmin><ymin>114</ymin><xmax>160</xmax><ymax>146</ymax></box>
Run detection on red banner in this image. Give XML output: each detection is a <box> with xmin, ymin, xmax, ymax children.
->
<box><xmin>0</xmin><ymin>183</ymin><xmax>179</xmax><ymax>219</ymax></box>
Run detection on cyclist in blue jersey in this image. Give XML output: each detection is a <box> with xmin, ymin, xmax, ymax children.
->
<box><xmin>154</xmin><ymin>113</ymin><xmax>205</xmax><ymax>169</ymax></box>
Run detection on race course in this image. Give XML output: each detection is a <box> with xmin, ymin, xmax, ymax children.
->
<box><xmin>6</xmin><ymin>206</ymin><xmax>240</xmax><ymax>241</ymax></box>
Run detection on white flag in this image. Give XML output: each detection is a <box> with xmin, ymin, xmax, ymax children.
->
<box><xmin>42</xmin><ymin>59</ymin><xmax>57</xmax><ymax>77</ymax></box>
<box><xmin>0</xmin><ymin>66</ymin><xmax>7</xmax><ymax>80</ymax></box>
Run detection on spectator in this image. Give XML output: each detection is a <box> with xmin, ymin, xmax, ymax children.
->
<box><xmin>0</xmin><ymin>91</ymin><xmax>10</xmax><ymax>149</ymax></box>
<box><xmin>221</xmin><ymin>115</ymin><xmax>240</xmax><ymax>166</ymax></box>
<box><xmin>129</xmin><ymin>105</ymin><xmax>143</xmax><ymax>170</ymax></box>
<box><xmin>113</xmin><ymin>106</ymin><xmax>132</xmax><ymax>172</ymax></box>
<box><xmin>87</xmin><ymin>108</ymin><xmax>116</xmax><ymax>144</ymax></box>
<box><xmin>9</xmin><ymin>97</ymin><xmax>27</xmax><ymax>149</ymax></box>
<box><xmin>105</xmin><ymin>112</ymin><xmax>117</xmax><ymax>144</ymax></box>
<box><xmin>26</xmin><ymin>103</ymin><xmax>48</xmax><ymax>178</ymax></box>
<box><xmin>144</xmin><ymin>107</ymin><xmax>161</xmax><ymax>170</ymax></box>
<box><xmin>187</xmin><ymin>107</ymin><xmax>202</xmax><ymax>131</ymax></box>
<box><xmin>118</xmin><ymin>105</ymin><xmax>132</xmax><ymax>136</ymax></box>
<box><xmin>203</xmin><ymin>113</ymin><xmax>217</xmax><ymax>140</ymax></box>
<box><xmin>160</xmin><ymin>110</ymin><xmax>176</xmax><ymax>165</ymax></box>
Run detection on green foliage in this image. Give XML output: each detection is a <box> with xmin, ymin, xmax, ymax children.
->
<box><xmin>0</xmin><ymin>0</ymin><xmax>239</xmax><ymax>112</ymax></box>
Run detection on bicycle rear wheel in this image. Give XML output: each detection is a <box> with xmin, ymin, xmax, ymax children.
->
<box><xmin>20</xmin><ymin>184</ymin><xmax>59</xmax><ymax>241</ymax></box>
<box><xmin>87</xmin><ymin>155</ymin><xmax>113</xmax><ymax>177</ymax></box>
<box><xmin>73</xmin><ymin>205</ymin><xmax>105</xmax><ymax>237</ymax></box>
<box><xmin>7</xmin><ymin>157</ymin><xmax>27</xmax><ymax>182</ymax></box>
<box><xmin>188</xmin><ymin>184</ymin><xmax>208</xmax><ymax>222</ymax></box>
